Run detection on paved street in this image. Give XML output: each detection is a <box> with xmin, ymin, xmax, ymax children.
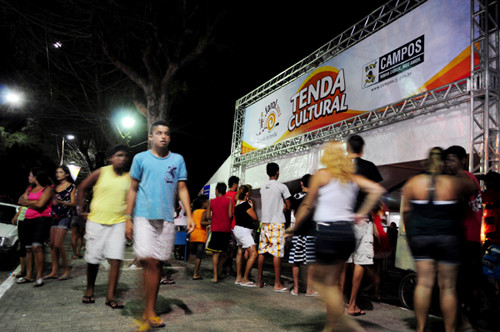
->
<box><xmin>0</xmin><ymin>236</ymin><xmax>497</xmax><ymax>332</ymax></box>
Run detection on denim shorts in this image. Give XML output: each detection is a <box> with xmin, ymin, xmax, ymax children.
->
<box><xmin>408</xmin><ymin>234</ymin><xmax>461</xmax><ymax>265</ymax></box>
<box><xmin>315</xmin><ymin>221</ymin><xmax>355</xmax><ymax>265</ymax></box>
<box><xmin>52</xmin><ymin>217</ymin><xmax>72</xmax><ymax>230</ymax></box>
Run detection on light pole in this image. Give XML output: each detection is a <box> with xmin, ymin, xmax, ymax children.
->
<box><xmin>59</xmin><ymin>134</ymin><xmax>74</xmax><ymax>165</ymax></box>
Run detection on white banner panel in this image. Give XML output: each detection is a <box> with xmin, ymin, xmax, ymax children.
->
<box><xmin>361</xmin><ymin>105</ymin><xmax>470</xmax><ymax>166</ymax></box>
<box><xmin>243</xmin><ymin>151</ymin><xmax>317</xmax><ymax>189</ymax></box>
<box><xmin>241</xmin><ymin>0</ymin><xmax>470</xmax><ymax>154</ymax></box>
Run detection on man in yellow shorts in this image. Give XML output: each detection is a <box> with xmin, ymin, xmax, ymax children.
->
<box><xmin>257</xmin><ymin>162</ymin><xmax>291</xmax><ymax>291</ymax></box>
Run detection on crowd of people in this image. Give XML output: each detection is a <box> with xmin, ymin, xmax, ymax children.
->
<box><xmin>7</xmin><ymin>123</ymin><xmax>500</xmax><ymax>331</ymax></box>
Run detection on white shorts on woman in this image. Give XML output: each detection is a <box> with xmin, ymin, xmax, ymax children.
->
<box><xmin>233</xmin><ymin>225</ymin><xmax>255</xmax><ymax>249</ymax></box>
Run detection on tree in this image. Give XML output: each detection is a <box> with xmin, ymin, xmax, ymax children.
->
<box><xmin>95</xmin><ymin>0</ymin><xmax>224</xmax><ymax>128</ymax></box>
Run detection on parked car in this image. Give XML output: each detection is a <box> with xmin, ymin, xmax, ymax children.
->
<box><xmin>0</xmin><ymin>202</ymin><xmax>20</xmax><ymax>264</ymax></box>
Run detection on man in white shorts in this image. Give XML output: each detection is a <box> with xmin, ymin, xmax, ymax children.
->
<box><xmin>126</xmin><ymin>120</ymin><xmax>194</xmax><ymax>329</ymax></box>
<box><xmin>345</xmin><ymin>135</ymin><xmax>383</xmax><ymax>316</ymax></box>
<box><xmin>76</xmin><ymin>145</ymin><xmax>131</xmax><ymax>309</ymax></box>
<box><xmin>257</xmin><ymin>162</ymin><xmax>291</xmax><ymax>291</ymax></box>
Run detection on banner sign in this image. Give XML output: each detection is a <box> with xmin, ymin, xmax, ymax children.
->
<box><xmin>241</xmin><ymin>0</ymin><xmax>471</xmax><ymax>154</ymax></box>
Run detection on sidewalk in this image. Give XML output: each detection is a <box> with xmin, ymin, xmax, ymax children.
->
<box><xmin>0</xmin><ymin>242</ymin><xmax>495</xmax><ymax>332</ymax></box>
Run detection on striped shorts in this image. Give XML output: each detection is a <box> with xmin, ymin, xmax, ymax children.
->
<box><xmin>288</xmin><ymin>235</ymin><xmax>316</xmax><ymax>264</ymax></box>
<box><xmin>258</xmin><ymin>223</ymin><xmax>285</xmax><ymax>258</ymax></box>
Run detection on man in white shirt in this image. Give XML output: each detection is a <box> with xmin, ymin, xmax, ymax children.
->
<box><xmin>257</xmin><ymin>162</ymin><xmax>291</xmax><ymax>291</ymax></box>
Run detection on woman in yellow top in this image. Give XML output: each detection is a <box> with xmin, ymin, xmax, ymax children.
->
<box><xmin>190</xmin><ymin>195</ymin><xmax>210</xmax><ymax>280</ymax></box>
<box><xmin>76</xmin><ymin>145</ymin><xmax>131</xmax><ymax>309</ymax></box>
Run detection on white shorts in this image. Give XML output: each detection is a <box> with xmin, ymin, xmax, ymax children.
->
<box><xmin>133</xmin><ymin>217</ymin><xmax>176</xmax><ymax>261</ymax></box>
<box><xmin>85</xmin><ymin>220</ymin><xmax>126</xmax><ymax>264</ymax></box>
<box><xmin>233</xmin><ymin>226</ymin><xmax>255</xmax><ymax>249</ymax></box>
<box><xmin>347</xmin><ymin>220</ymin><xmax>374</xmax><ymax>265</ymax></box>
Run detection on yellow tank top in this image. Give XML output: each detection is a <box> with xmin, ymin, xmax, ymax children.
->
<box><xmin>88</xmin><ymin>165</ymin><xmax>131</xmax><ymax>225</ymax></box>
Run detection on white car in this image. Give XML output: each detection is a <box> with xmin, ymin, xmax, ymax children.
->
<box><xmin>0</xmin><ymin>202</ymin><xmax>20</xmax><ymax>262</ymax></box>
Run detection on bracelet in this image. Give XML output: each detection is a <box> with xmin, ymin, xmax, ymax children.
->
<box><xmin>123</xmin><ymin>214</ymin><xmax>133</xmax><ymax>219</ymax></box>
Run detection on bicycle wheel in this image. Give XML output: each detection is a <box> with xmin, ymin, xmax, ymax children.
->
<box><xmin>399</xmin><ymin>272</ymin><xmax>416</xmax><ymax>309</ymax></box>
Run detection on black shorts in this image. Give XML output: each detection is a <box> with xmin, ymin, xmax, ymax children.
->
<box><xmin>190</xmin><ymin>242</ymin><xmax>206</xmax><ymax>259</ymax></box>
<box><xmin>16</xmin><ymin>219</ymin><xmax>28</xmax><ymax>257</ymax></box>
<box><xmin>315</xmin><ymin>221</ymin><xmax>355</xmax><ymax>265</ymax></box>
<box><xmin>24</xmin><ymin>217</ymin><xmax>51</xmax><ymax>248</ymax></box>
<box><xmin>206</xmin><ymin>232</ymin><xmax>231</xmax><ymax>253</ymax></box>
<box><xmin>408</xmin><ymin>234</ymin><xmax>460</xmax><ymax>265</ymax></box>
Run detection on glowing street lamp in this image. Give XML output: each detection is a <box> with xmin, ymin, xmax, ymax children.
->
<box><xmin>115</xmin><ymin>112</ymin><xmax>136</xmax><ymax>145</ymax></box>
<box><xmin>1</xmin><ymin>87</ymin><xmax>24</xmax><ymax>107</ymax></box>
<box><xmin>121</xmin><ymin>116</ymin><xmax>135</xmax><ymax>129</ymax></box>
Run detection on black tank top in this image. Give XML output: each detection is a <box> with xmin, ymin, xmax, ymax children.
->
<box><xmin>407</xmin><ymin>175</ymin><xmax>462</xmax><ymax>237</ymax></box>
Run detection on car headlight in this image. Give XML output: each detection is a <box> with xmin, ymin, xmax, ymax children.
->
<box><xmin>0</xmin><ymin>237</ymin><xmax>13</xmax><ymax>247</ymax></box>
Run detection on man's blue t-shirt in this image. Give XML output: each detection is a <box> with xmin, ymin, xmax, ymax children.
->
<box><xmin>130</xmin><ymin>150</ymin><xmax>187</xmax><ymax>221</ymax></box>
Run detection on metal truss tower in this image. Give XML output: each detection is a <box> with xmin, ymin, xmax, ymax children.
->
<box><xmin>230</xmin><ymin>0</ymin><xmax>499</xmax><ymax>177</ymax></box>
<box><xmin>470</xmin><ymin>0</ymin><xmax>500</xmax><ymax>174</ymax></box>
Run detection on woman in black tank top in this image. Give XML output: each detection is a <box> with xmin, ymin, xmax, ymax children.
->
<box><xmin>402</xmin><ymin>147</ymin><xmax>475</xmax><ymax>332</ymax></box>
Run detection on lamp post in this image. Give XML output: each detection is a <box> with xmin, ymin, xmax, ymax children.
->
<box><xmin>59</xmin><ymin>134</ymin><xmax>74</xmax><ymax>165</ymax></box>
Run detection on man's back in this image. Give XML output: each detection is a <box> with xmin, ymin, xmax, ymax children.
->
<box><xmin>354</xmin><ymin>157</ymin><xmax>383</xmax><ymax>212</ymax></box>
<box><xmin>260</xmin><ymin>179</ymin><xmax>290</xmax><ymax>223</ymax></box>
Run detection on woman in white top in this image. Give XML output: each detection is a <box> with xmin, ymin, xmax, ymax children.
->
<box><xmin>292</xmin><ymin>141</ymin><xmax>385</xmax><ymax>331</ymax></box>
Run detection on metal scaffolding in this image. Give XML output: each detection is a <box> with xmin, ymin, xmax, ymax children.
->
<box><xmin>470</xmin><ymin>0</ymin><xmax>500</xmax><ymax>174</ymax></box>
<box><xmin>230</xmin><ymin>0</ymin><xmax>500</xmax><ymax>176</ymax></box>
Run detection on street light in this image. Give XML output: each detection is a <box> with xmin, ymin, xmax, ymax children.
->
<box><xmin>121</xmin><ymin>116</ymin><xmax>135</xmax><ymax>129</ymax></box>
<box><xmin>114</xmin><ymin>112</ymin><xmax>137</xmax><ymax>145</ymax></box>
<box><xmin>0</xmin><ymin>86</ymin><xmax>24</xmax><ymax>107</ymax></box>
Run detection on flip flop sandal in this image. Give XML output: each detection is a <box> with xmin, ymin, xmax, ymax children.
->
<box><xmin>42</xmin><ymin>275</ymin><xmax>58</xmax><ymax>280</ymax></box>
<box><xmin>273</xmin><ymin>287</ymin><xmax>289</xmax><ymax>293</ymax></box>
<box><xmin>16</xmin><ymin>277</ymin><xmax>34</xmax><ymax>284</ymax></box>
<box><xmin>11</xmin><ymin>272</ymin><xmax>26</xmax><ymax>278</ymax></box>
<box><xmin>145</xmin><ymin>316</ymin><xmax>165</xmax><ymax>328</ymax></box>
<box><xmin>33</xmin><ymin>278</ymin><xmax>44</xmax><ymax>287</ymax></box>
<box><xmin>58</xmin><ymin>275</ymin><xmax>72</xmax><ymax>281</ymax></box>
<box><xmin>160</xmin><ymin>277</ymin><xmax>175</xmax><ymax>285</ymax></box>
<box><xmin>347</xmin><ymin>310</ymin><xmax>366</xmax><ymax>316</ymax></box>
<box><xmin>82</xmin><ymin>295</ymin><xmax>95</xmax><ymax>304</ymax></box>
<box><xmin>105</xmin><ymin>299</ymin><xmax>125</xmax><ymax>309</ymax></box>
